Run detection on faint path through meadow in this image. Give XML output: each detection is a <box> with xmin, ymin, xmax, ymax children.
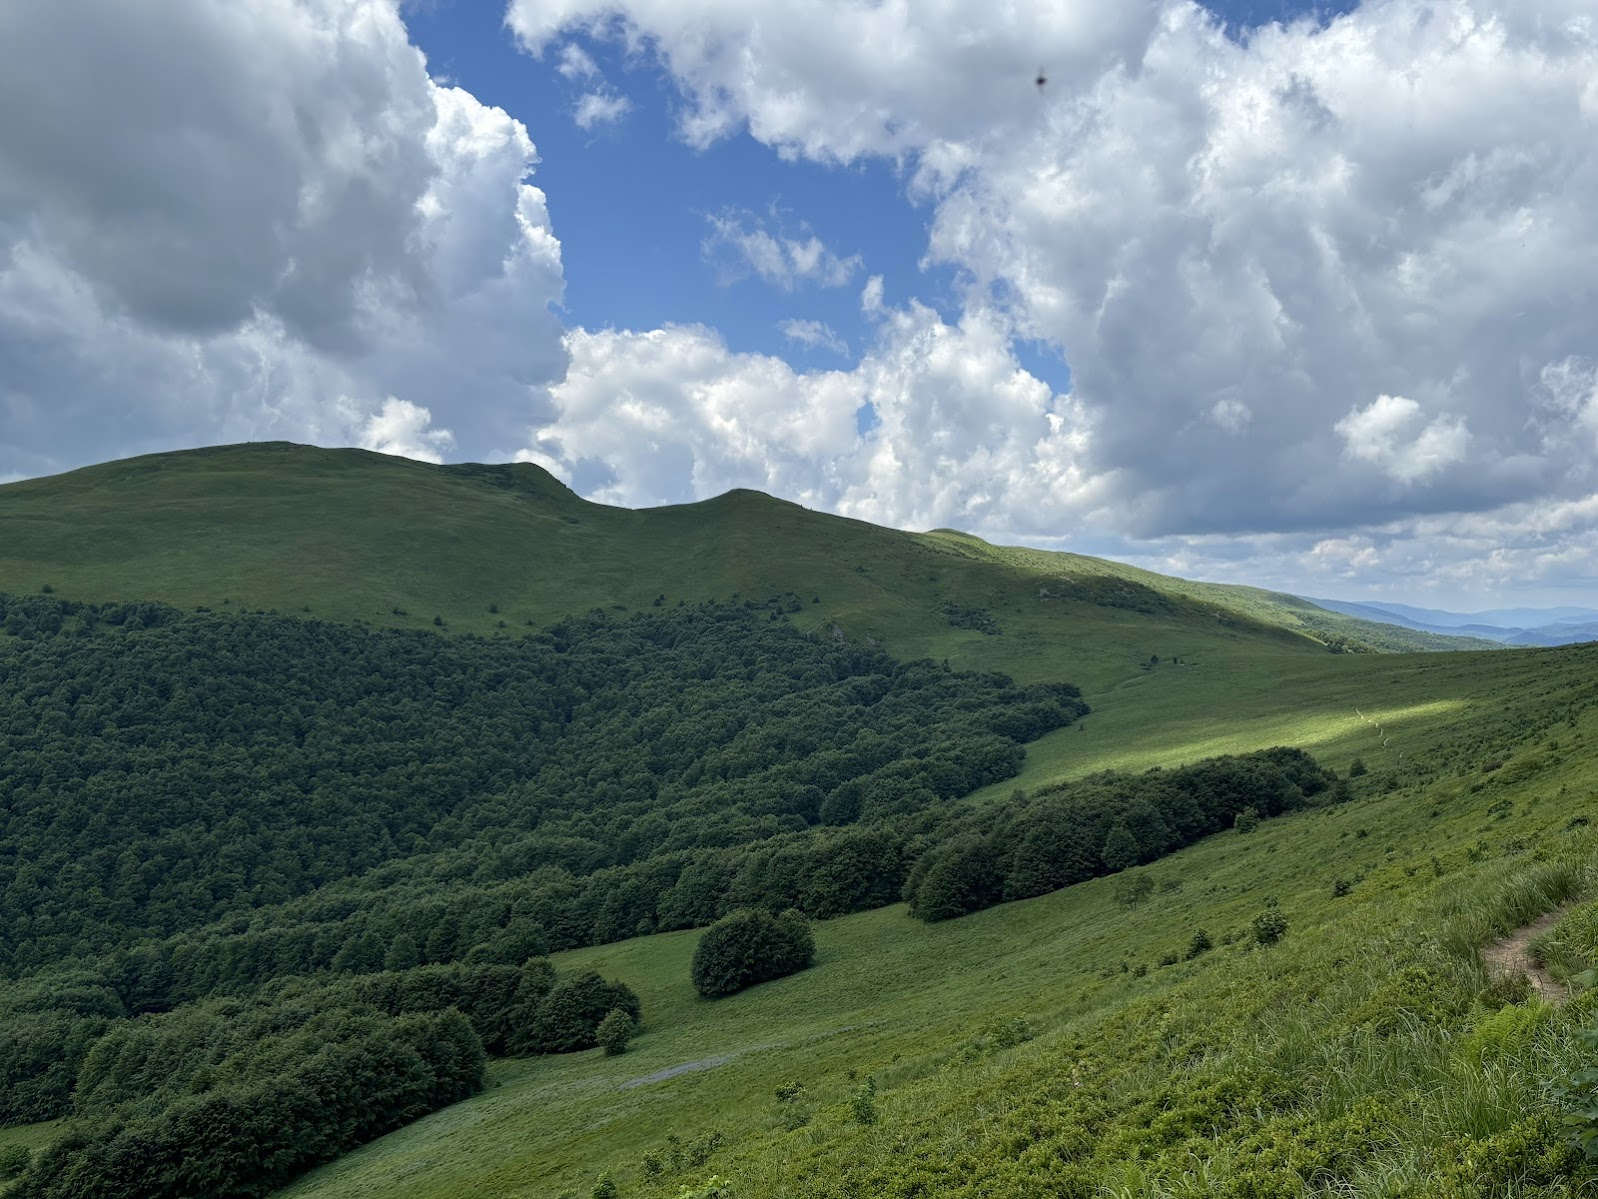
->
<box><xmin>1482</xmin><ymin>909</ymin><xmax>1570</xmax><ymax>1004</ymax></box>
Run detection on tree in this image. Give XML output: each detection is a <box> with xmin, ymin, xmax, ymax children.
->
<box><xmin>1113</xmin><ymin>871</ymin><xmax>1154</xmax><ymax>909</ymax></box>
<box><xmin>904</xmin><ymin>838</ymin><xmax>1003</xmax><ymax>923</ymax></box>
<box><xmin>0</xmin><ymin>1145</ymin><xmax>30</xmax><ymax>1180</ymax></box>
<box><xmin>1102</xmin><ymin>822</ymin><xmax>1140</xmax><ymax>872</ymax></box>
<box><xmin>595</xmin><ymin>1008</ymin><xmax>635</xmax><ymax>1056</ymax></box>
<box><xmin>383</xmin><ymin>934</ymin><xmax>421</xmax><ymax>972</ymax></box>
<box><xmin>524</xmin><ymin>970</ymin><xmax>640</xmax><ymax>1053</ymax></box>
<box><xmin>691</xmin><ymin>909</ymin><xmax>815</xmax><ymax>997</ymax></box>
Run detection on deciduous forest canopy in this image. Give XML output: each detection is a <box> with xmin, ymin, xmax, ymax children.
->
<box><xmin>0</xmin><ymin>590</ymin><xmax>1089</xmax><ymax>1196</ymax></box>
<box><xmin>0</xmin><ymin>586</ymin><xmax>1354</xmax><ymax>1197</ymax></box>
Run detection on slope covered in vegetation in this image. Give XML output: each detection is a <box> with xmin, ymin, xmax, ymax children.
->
<box><xmin>0</xmin><ymin>588</ymin><xmax>1092</xmax><ymax>1197</ymax></box>
<box><xmin>0</xmin><ymin>443</ymin><xmax>1482</xmax><ymax>691</ymax></box>
<box><xmin>0</xmin><ymin>591</ymin><xmax>1078</xmax><ymax>969</ymax></box>
<box><xmin>274</xmin><ymin>638</ymin><xmax>1598</xmax><ymax>1199</ymax></box>
<box><xmin>2</xmin><ymin>442</ymin><xmax>1595</xmax><ymax>1199</ymax></box>
<box><xmin>0</xmin><ymin>582</ymin><xmax>1365</xmax><ymax>1198</ymax></box>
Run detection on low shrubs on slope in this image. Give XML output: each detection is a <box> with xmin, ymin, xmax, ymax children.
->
<box><xmin>691</xmin><ymin>909</ymin><xmax>815</xmax><ymax>997</ymax></box>
<box><xmin>904</xmin><ymin>746</ymin><xmax>1344</xmax><ymax>921</ymax></box>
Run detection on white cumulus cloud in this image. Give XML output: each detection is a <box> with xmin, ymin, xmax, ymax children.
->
<box><xmin>347</xmin><ymin>397</ymin><xmax>455</xmax><ymax>462</ymax></box>
<box><xmin>574</xmin><ymin>89</ymin><xmax>632</xmax><ymax>129</ymax></box>
<box><xmin>522</xmin><ymin>298</ymin><xmax>1107</xmax><ymax>536</ymax></box>
<box><xmin>1336</xmin><ymin>394</ymin><xmax>1470</xmax><ymax>485</ymax></box>
<box><xmin>0</xmin><ymin>0</ymin><xmax>566</xmax><ymax>480</ymax></box>
<box><xmin>703</xmin><ymin>209</ymin><xmax>861</xmax><ymax>291</ymax></box>
<box><xmin>506</xmin><ymin>0</ymin><xmax>1598</xmax><ymax>580</ymax></box>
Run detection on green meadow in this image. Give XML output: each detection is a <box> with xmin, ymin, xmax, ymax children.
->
<box><xmin>2</xmin><ymin>443</ymin><xmax>1596</xmax><ymax>1198</ymax></box>
<box><xmin>275</xmin><ymin>635</ymin><xmax>1598</xmax><ymax>1198</ymax></box>
<box><xmin>0</xmin><ymin>443</ymin><xmax>1481</xmax><ymax>689</ymax></box>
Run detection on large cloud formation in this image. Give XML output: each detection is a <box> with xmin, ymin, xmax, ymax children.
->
<box><xmin>0</xmin><ymin>0</ymin><xmax>565</xmax><ymax>480</ymax></box>
<box><xmin>521</xmin><ymin>291</ymin><xmax>1103</xmax><ymax>533</ymax></box>
<box><xmin>511</xmin><ymin>0</ymin><xmax>1598</xmax><ymax>600</ymax></box>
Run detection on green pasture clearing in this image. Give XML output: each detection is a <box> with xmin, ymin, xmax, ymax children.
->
<box><xmin>278</xmin><ymin>640</ymin><xmax>1598</xmax><ymax>1199</ymax></box>
<box><xmin>4</xmin><ymin>443</ymin><xmax>1595</xmax><ymax>1197</ymax></box>
<box><xmin>0</xmin><ymin>444</ymin><xmax>1481</xmax><ymax>696</ymax></box>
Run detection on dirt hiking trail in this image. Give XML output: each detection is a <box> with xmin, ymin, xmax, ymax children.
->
<box><xmin>1482</xmin><ymin>909</ymin><xmax>1570</xmax><ymax>1004</ymax></box>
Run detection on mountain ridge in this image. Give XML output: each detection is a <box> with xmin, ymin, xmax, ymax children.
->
<box><xmin>1306</xmin><ymin>595</ymin><xmax>1598</xmax><ymax>647</ymax></box>
<box><xmin>0</xmin><ymin>442</ymin><xmax>1492</xmax><ymax>692</ymax></box>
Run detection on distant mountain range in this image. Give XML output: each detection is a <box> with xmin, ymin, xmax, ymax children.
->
<box><xmin>1304</xmin><ymin>597</ymin><xmax>1598</xmax><ymax>647</ymax></box>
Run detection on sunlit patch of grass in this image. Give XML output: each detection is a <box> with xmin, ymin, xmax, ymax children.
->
<box><xmin>278</xmin><ymin>668</ymin><xmax>1598</xmax><ymax>1199</ymax></box>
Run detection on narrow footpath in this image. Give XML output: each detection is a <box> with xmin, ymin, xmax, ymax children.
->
<box><xmin>1481</xmin><ymin>909</ymin><xmax>1570</xmax><ymax>1004</ymax></box>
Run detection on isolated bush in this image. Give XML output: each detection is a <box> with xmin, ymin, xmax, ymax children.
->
<box><xmin>985</xmin><ymin>1017</ymin><xmax>1034</xmax><ymax>1049</ymax></box>
<box><xmin>1252</xmin><ymin>908</ymin><xmax>1289</xmax><ymax>946</ymax></box>
<box><xmin>775</xmin><ymin>1081</ymin><xmax>812</xmax><ymax>1130</ymax></box>
<box><xmin>1332</xmin><ymin>878</ymin><xmax>1353</xmax><ymax>898</ymax></box>
<box><xmin>676</xmin><ymin>1176</ymin><xmax>733</xmax><ymax>1199</ymax></box>
<box><xmin>596</xmin><ymin>1008</ymin><xmax>636</xmax><ymax>1056</ymax></box>
<box><xmin>691</xmin><ymin>909</ymin><xmax>815</xmax><ymax>997</ymax></box>
<box><xmin>1186</xmin><ymin>929</ymin><xmax>1213</xmax><ymax>959</ymax></box>
<box><xmin>849</xmin><ymin>1077</ymin><xmax>878</xmax><ymax>1125</ymax></box>
<box><xmin>591</xmin><ymin>1173</ymin><xmax>618</xmax><ymax>1199</ymax></box>
<box><xmin>1348</xmin><ymin>757</ymin><xmax>1367</xmax><ymax>777</ymax></box>
<box><xmin>1233</xmin><ymin>806</ymin><xmax>1261</xmax><ymax>835</ymax></box>
<box><xmin>682</xmin><ymin>1130</ymin><xmax>726</xmax><ymax>1167</ymax></box>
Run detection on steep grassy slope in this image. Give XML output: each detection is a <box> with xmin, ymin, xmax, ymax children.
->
<box><xmin>0</xmin><ymin>443</ymin><xmax>1476</xmax><ymax>705</ymax></box>
<box><xmin>273</xmin><ymin>639</ymin><xmax>1598</xmax><ymax>1199</ymax></box>
<box><xmin>5</xmin><ymin>442</ymin><xmax>1592</xmax><ymax>1197</ymax></box>
<box><xmin>926</xmin><ymin>529</ymin><xmax>1494</xmax><ymax>653</ymax></box>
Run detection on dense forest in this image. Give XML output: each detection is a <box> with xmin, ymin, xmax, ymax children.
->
<box><xmin>0</xmin><ymin>590</ymin><xmax>1082</xmax><ymax>969</ymax></box>
<box><xmin>0</xmin><ymin>591</ymin><xmax>1343</xmax><ymax>1198</ymax></box>
<box><xmin>0</xmin><ymin>591</ymin><xmax>1082</xmax><ymax>1196</ymax></box>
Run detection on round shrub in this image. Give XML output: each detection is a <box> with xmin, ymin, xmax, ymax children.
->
<box><xmin>691</xmin><ymin>909</ymin><xmax>815</xmax><ymax>997</ymax></box>
<box><xmin>596</xmin><ymin>1008</ymin><xmax>636</xmax><ymax>1056</ymax></box>
<box><xmin>1252</xmin><ymin>908</ymin><xmax>1289</xmax><ymax>946</ymax></box>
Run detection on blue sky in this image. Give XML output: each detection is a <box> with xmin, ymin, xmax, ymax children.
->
<box><xmin>0</xmin><ymin>0</ymin><xmax>1595</xmax><ymax>609</ymax></box>
<box><xmin>402</xmin><ymin>0</ymin><xmax>1356</xmax><ymax>387</ymax></box>
<box><xmin>406</xmin><ymin>0</ymin><xmax>960</xmax><ymax>371</ymax></box>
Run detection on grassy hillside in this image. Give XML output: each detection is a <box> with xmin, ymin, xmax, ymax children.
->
<box><xmin>273</xmin><ymin>638</ymin><xmax>1598</xmax><ymax>1199</ymax></box>
<box><xmin>924</xmin><ymin>529</ymin><xmax>1494</xmax><ymax>654</ymax></box>
<box><xmin>0</xmin><ymin>443</ymin><xmax>1480</xmax><ymax>705</ymax></box>
<box><xmin>3</xmin><ymin>441</ymin><xmax>1593</xmax><ymax>1197</ymax></box>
